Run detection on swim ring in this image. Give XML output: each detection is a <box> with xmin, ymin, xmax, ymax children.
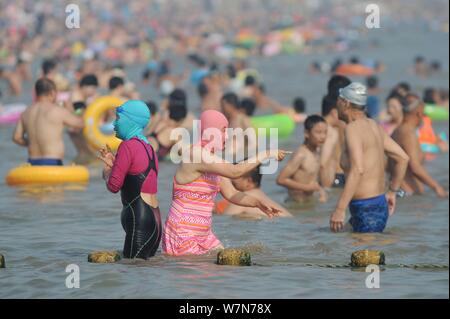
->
<box><xmin>335</xmin><ymin>64</ymin><xmax>374</xmax><ymax>76</ymax></box>
<box><xmin>250</xmin><ymin>114</ymin><xmax>295</xmax><ymax>138</ymax></box>
<box><xmin>0</xmin><ymin>103</ymin><xmax>26</xmax><ymax>125</ymax></box>
<box><xmin>424</xmin><ymin>104</ymin><xmax>448</xmax><ymax>121</ymax></box>
<box><xmin>83</xmin><ymin>96</ymin><xmax>124</xmax><ymax>152</ymax></box>
<box><xmin>6</xmin><ymin>164</ymin><xmax>89</xmax><ymax>186</ymax></box>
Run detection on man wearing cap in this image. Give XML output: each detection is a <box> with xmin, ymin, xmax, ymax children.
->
<box><xmin>330</xmin><ymin>82</ymin><xmax>409</xmax><ymax>233</ymax></box>
<box><xmin>391</xmin><ymin>94</ymin><xmax>448</xmax><ymax>198</ymax></box>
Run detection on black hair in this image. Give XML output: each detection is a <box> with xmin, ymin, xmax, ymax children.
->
<box><xmin>145</xmin><ymin>100</ymin><xmax>158</xmax><ymax>116</ymax></box>
<box><xmin>350</xmin><ymin>56</ymin><xmax>360</xmax><ymax>64</ymax></box>
<box><xmin>430</xmin><ymin>60</ymin><xmax>441</xmax><ymax>71</ymax></box>
<box><xmin>396</xmin><ymin>82</ymin><xmax>411</xmax><ymax>93</ymax></box>
<box><xmin>142</xmin><ymin>68</ymin><xmax>153</xmax><ymax>80</ymax></box>
<box><xmin>73</xmin><ymin>101</ymin><xmax>87</xmax><ymax>111</ymax></box>
<box><xmin>293</xmin><ymin>97</ymin><xmax>306</xmax><ymax>113</ymax></box>
<box><xmin>239</xmin><ymin>98</ymin><xmax>257</xmax><ymax>116</ymax></box>
<box><xmin>197</xmin><ymin>81</ymin><xmax>208</xmax><ymax>98</ymax></box>
<box><xmin>35</xmin><ymin>78</ymin><xmax>56</xmax><ymax>97</ymax></box>
<box><xmin>168</xmin><ymin>89</ymin><xmax>187</xmax><ymax>121</ymax></box>
<box><xmin>366</xmin><ymin>76</ymin><xmax>378</xmax><ymax>89</ymax></box>
<box><xmin>221</xmin><ymin>92</ymin><xmax>240</xmax><ymax>109</ymax></box>
<box><xmin>42</xmin><ymin>58</ymin><xmax>57</xmax><ymax>76</ymax></box>
<box><xmin>227</xmin><ymin>64</ymin><xmax>237</xmax><ymax>79</ymax></box>
<box><xmin>109</xmin><ymin>76</ymin><xmax>124</xmax><ymax>90</ymax></box>
<box><xmin>304</xmin><ymin>115</ymin><xmax>326</xmax><ymax>131</ymax></box>
<box><xmin>331</xmin><ymin>58</ymin><xmax>342</xmax><ymax>73</ymax></box>
<box><xmin>244</xmin><ymin>75</ymin><xmax>256</xmax><ymax>86</ymax></box>
<box><xmin>79</xmin><ymin>74</ymin><xmax>98</xmax><ymax>87</ymax></box>
<box><xmin>415</xmin><ymin>56</ymin><xmax>425</xmax><ymax>63</ymax></box>
<box><xmin>327</xmin><ymin>75</ymin><xmax>351</xmax><ymax>97</ymax></box>
<box><xmin>246</xmin><ymin>165</ymin><xmax>262</xmax><ymax>188</ymax></box>
<box><xmin>423</xmin><ymin>88</ymin><xmax>436</xmax><ymax>104</ymax></box>
<box><xmin>321</xmin><ymin>94</ymin><xmax>336</xmax><ymax>117</ymax></box>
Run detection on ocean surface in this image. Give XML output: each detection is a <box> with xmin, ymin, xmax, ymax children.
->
<box><xmin>0</xmin><ymin>27</ymin><xmax>448</xmax><ymax>298</ymax></box>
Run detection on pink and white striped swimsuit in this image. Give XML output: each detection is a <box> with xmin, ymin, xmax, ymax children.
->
<box><xmin>162</xmin><ymin>173</ymin><xmax>222</xmax><ymax>256</ymax></box>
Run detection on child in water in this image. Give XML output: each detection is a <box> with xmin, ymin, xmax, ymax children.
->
<box><xmin>277</xmin><ymin>115</ymin><xmax>328</xmax><ymax>204</ymax></box>
<box><xmin>219</xmin><ymin>165</ymin><xmax>292</xmax><ymax>219</ymax></box>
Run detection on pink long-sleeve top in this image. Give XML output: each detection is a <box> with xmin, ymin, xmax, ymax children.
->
<box><xmin>107</xmin><ymin>138</ymin><xmax>158</xmax><ymax>194</ymax></box>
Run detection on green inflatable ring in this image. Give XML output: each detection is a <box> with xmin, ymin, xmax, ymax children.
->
<box><xmin>424</xmin><ymin>104</ymin><xmax>449</xmax><ymax>121</ymax></box>
<box><xmin>250</xmin><ymin>114</ymin><xmax>295</xmax><ymax>138</ymax></box>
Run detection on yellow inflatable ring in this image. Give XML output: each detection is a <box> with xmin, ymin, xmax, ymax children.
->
<box><xmin>83</xmin><ymin>96</ymin><xmax>124</xmax><ymax>152</ymax></box>
<box><xmin>6</xmin><ymin>164</ymin><xmax>89</xmax><ymax>186</ymax></box>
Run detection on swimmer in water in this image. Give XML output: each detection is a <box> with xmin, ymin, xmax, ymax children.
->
<box><xmin>379</xmin><ymin>91</ymin><xmax>405</xmax><ymax>136</ymax></box>
<box><xmin>329</xmin><ymin>82</ymin><xmax>409</xmax><ymax>233</ymax></box>
<box><xmin>391</xmin><ymin>94</ymin><xmax>448</xmax><ymax>198</ymax></box>
<box><xmin>99</xmin><ymin>100</ymin><xmax>161</xmax><ymax>259</ymax></box>
<box><xmin>277</xmin><ymin>115</ymin><xmax>328</xmax><ymax>204</ymax></box>
<box><xmin>220</xmin><ymin>165</ymin><xmax>292</xmax><ymax>218</ymax></box>
<box><xmin>162</xmin><ymin>110</ymin><xmax>288</xmax><ymax>256</ymax></box>
<box><xmin>12</xmin><ymin>78</ymin><xmax>84</xmax><ymax>166</ymax></box>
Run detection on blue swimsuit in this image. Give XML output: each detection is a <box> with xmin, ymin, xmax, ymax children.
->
<box><xmin>349</xmin><ymin>194</ymin><xmax>389</xmax><ymax>233</ymax></box>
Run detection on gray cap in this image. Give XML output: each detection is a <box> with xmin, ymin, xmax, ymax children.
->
<box><xmin>339</xmin><ymin>82</ymin><xmax>367</xmax><ymax>106</ymax></box>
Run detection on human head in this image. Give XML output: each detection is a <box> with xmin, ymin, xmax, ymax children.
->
<box><xmin>199</xmin><ymin>110</ymin><xmax>229</xmax><ymax>151</ymax></box>
<box><xmin>232</xmin><ymin>165</ymin><xmax>262</xmax><ymax>191</ymax></box>
<box><xmin>321</xmin><ymin>94</ymin><xmax>338</xmax><ymax>120</ymax></box>
<box><xmin>337</xmin><ymin>82</ymin><xmax>368</xmax><ymax>123</ymax></box>
<box><xmin>109</xmin><ymin>76</ymin><xmax>125</xmax><ymax>94</ymax></box>
<box><xmin>221</xmin><ymin>92</ymin><xmax>240</xmax><ymax>118</ymax></box>
<box><xmin>79</xmin><ymin>74</ymin><xmax>98</xmax><ymax>99</ymax></box>
<box><xmin>327</xmin><ymin>75</ymin><xmax>351</xmax><ymax>98</ymax></box>
<box><xmin>423</xmin><ymin>87</ymin><xmax>437</xmax><ymax>104</ymax></box>
<box><xmin>366</xmin><ymin>76</ymin><xmax>378</xmax><ymax>90</ymax></box>
<box><xmin>42</xmin><ymin>58</ymin><xmax>57</xmax><ymax>78</ymax></box>
<box><xmin>145</xmin><ymin>100</ymin><xmax>158</xmax><ymax>116</ymax></box>
<box><xmin>239</xmin><ymin>98</ymin><xmax>256</xmax><ymax>116</ymax></box>
<box><xmin>304</xmin><ymin>115</ymin><xmax>327</xmax><ymax>147</ymax></box>
<box><xmin>350</xmin><ymin>56</ymin><xmax>360</xmax><ymax>64</ymax></box>
<box><xmin>168</xmin><ymin>89</ymin><xmax>187</xmax><ymax>122</ymax></box>
<box><xmin>244</xmin><ymin>75</ymin><xmax>256</xmax><ymax>87</ymax></box>
<box><xmin>293</xmin><ymin>97</ymin><xmax>306</xmax><ymax>114</ymax></box>
<box><xmin>386</xmin><ymin>92</ymin><xmax>404</xmax><ymax>122</ymax></box>
<box><xmin>402</xmin><ymin>93</ymin><xmax>425</xmax><ymax>128</ymax></box>
<box><xmin>395</xmin><ymin>82</ymin><xmax>411</xmax><ymax>97</ymax></box>
<box><xmin>35</xmin><ymin>78</ymin><xmax>57</xmax><ymax>102</ymax></box>
<box><xmin>113</xmin><ymin>100</ymin><xmax>151</xmax><ymax>142</ymax></box>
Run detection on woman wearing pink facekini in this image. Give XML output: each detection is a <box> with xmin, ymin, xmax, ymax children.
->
<box><xmin>162</xmin><ymin>110</ymin><xmax>288</xmax><ymax>256</ymax></box>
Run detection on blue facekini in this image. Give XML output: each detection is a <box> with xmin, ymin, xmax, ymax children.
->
<box><xmin>114</xmin><ymin>100</ymin><xmax>150</xmax><ymax>143</ymax></box>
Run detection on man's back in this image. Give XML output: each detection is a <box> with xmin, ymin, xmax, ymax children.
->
<box><xmin>343</xmin><ymin>118</ymin><xmax>385</xmax><ymax>199</ymax></box>
<box><xmin>22</xmin><ymin>102</ymin><xmax>65</xmax><ymax>159</ymax></box>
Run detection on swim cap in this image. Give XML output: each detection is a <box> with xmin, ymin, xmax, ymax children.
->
<box><xmin>114</xmin><ymin>100</ymin><xmax>150</xmax><ymax>143</ymax></box>
<box><xmin>339</xmin><ymin>82</ymin><xmax>367</xmax><ymax>107</ymax></box>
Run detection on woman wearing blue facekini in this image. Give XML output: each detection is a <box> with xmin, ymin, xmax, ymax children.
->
<box><xmin>99</xmin><ymin>100</ymin><xmax>162</xmax><ymax>259</ymax></box>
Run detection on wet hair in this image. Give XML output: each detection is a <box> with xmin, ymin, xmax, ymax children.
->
<box><xmin>197</xmin><ymin>81</ymin><xmax>208</xmax><ymax>98</ymax></box>
<box><xmin>304</xmin><ymin>115</ymin><xmax>326</xmax><ymax>131</ymax></box>
<box><xmin>109</xmin><ymin>76</ymin><xmax>124</xmax><ymax>90</ymax></box>
<box><xmin>35</xmin><ymin>78</ymin><xmax>56</xmax><ymax>97</ymax></box>
<box><xmin>239</xmin><ymin>98</ymin><xmax>257</xmax><ymax>116</ymax></box>
<box><xmin>423</xmin><ymin>88</ymin><xmax>436</xmax><ymax>104</ymax></box>
<box><xmin>244</xmin><ymin>165</ymin><xmax>262</xmax><ymax>188</ymax></box>
<box><xmin>366</xmin><ymin>76</ymin><xmax>378</xmax><ymax>89</ymax></box>
<box><xmin>293</xmin><ymin>97</ymin><xmax>306</xmax><ymax>113</ymax></box>
<box><xmin>386</xmin><ymin>90</ymin><xmax>405</xmax><ymax>103</ymax></box>
<box><xmin>42</xmin><ymin>58</ymin><xmax>57</xmax><ymax>76</ymax></box>
<box><xmin>321</xmin><ymin>94</ymin><xmax>336</xmax><ymax>116</ymax></box>
<box><xmin>145</xmin><ymin>100</ymin><xmax>158</xmax><ymax>116</ymax></box>
<box><xmin>327</xmin><ymin>75</ymin><xmax>351</xmax><ymax>97</ymax></box>
<box><xmin>221</xmin><ymin>92</ymin><xmax>240</xmax><ymax>109</ymax></box>
<box><xmin>244</xmin><ymin>75</ymin><xmax>256</xmax><ymax>86</ymax></box>
<box><xmin>396</xmin><ymin>82</ymin><xmax>411</xmax><ymax>93</ymax></box>
<box><xmin>168</xmin><ymin>89</ymin><xmax>187</xmax><ymax>121</ymax></box>
<box><xmin>350</xmin><ymin>56</ymin><xmax>360</xmax><ymax>64</ymax></box>
<box><xmin>79</xmin><ymin>74</ymin><xmax>98</xmax><ymax>87</ymax></box>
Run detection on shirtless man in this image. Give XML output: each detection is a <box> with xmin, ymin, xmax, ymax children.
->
<box><xmin>391</xmin><ymin>94</ymin><xmax>448</xmax><ymax>198</ymax></box>
<box><xmin>199</xmin><ymin>73</ymin><xmax>223</xmax><ymax>112</ymax></box>
<box><xmin>330</xmin><ymin>82</ymin><xmax>409</xmax><ymax>233</ymax></box>
<box><xmin>320</xmin><ymin>94</ymin><xmax>346</xmax><ymax>188</ymax></box>
<box><xmin>223</xmin><ymin>165</ymin><xmax>292</xmax><ymax>218</ymax></box>
<box><xmin>221</xmin><ymin>92</ymin><xmax>256</xmax><ymax>162</ymax></box>
<box><xmin>12</xmin><ymin>78</ymin><xmax>84</xmax><ymax>165</ymax></box>
<box><xmin>277</xmin><ymin>115</ymin><xmax>328</xmax><ymax>204</ymax></box>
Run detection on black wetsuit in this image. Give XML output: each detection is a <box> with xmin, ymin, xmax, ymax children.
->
<box><xmin>120</xmin><ymin>140</ymin><xmax>162</xmax><ymax>259</ymax></box>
